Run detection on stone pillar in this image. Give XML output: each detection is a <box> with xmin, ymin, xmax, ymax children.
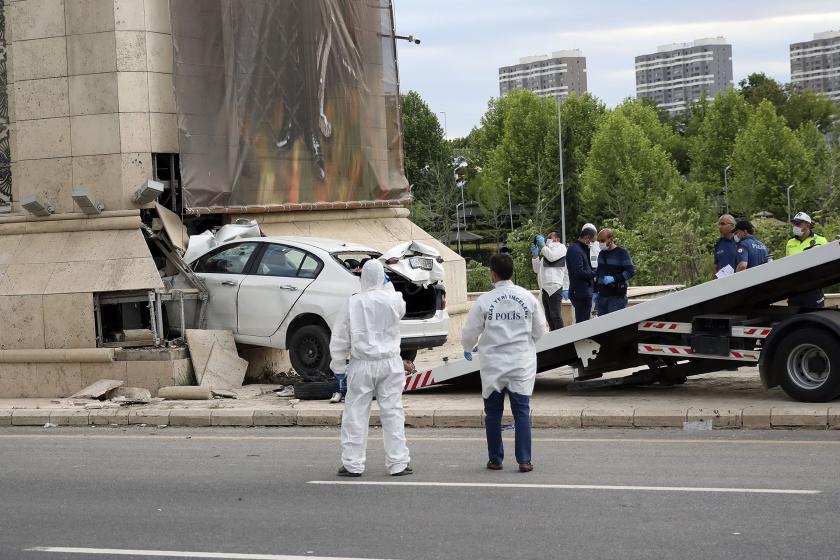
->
<box><xmin>7</xmin><ymin>0</ymin><xmax>177</xmax><ymax>215</ymax></box>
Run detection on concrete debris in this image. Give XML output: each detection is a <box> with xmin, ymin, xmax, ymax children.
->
<box><xmin>157</xmin><ymin>386</ymin><xmax>212</xmax><ymax>400</ymax></box>
<box><xmin>68</xmin><ymin>379</ymin><xmax>124</xmax><ymax>400</ymax></box>
<box><xmin>185</xmin><ymin>329</ymin><xmax>237</xmax><ymax>384</ymax></box>
<box><xmin>199</xmin><ymin>341</ymin><xmax>248</xmax><ymax>391</ymax></box>
<box><xmin>43</xmin><ymin>423</ymin><xmax>57</xmax><ymax>428</ymax></box>
<box><xmin>211</xmin><ymin>389</ymin><xmax>238</xmax><ymax>399</ymax></box>
<box><xmin>107</xmin><ymin>387</ymin><xmax>152</xmax><ymax>404</ymax></box>
<box><xmin>120</xmin><ymin>329</ymin><xmax>156</xmax><ymax>342</ymax></box>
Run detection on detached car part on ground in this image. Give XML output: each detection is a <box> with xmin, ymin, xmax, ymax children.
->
<box><xmin>164</xmin><ymin>228</ymin><xmax>448</xmax><ymax>391</ymax></box>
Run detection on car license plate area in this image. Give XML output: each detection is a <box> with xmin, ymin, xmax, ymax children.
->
<box><xmin>409</xmin><ymin>256</ymin><xmax>433</xmax><ymax>270</ymax></box>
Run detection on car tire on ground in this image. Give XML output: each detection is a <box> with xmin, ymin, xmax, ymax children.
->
<box><xmin>773</xmin><ymin>327</ymin><xmax>840</xmax><ymax>402</ymax></box>
<box><xmin>293</xmin><ymin>380</ymin><xmax>339</xmax><ymax>400</ymax></box>
<box><xmin>289</xmin><ymin>324</ymin><xmax>331</xmax><ymax>378</ymax></box>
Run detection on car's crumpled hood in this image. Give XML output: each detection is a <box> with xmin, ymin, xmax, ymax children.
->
<box><xmin>379</xmin><ymin>241</ymin><xmax>445</xmax><ymax>288</ymax></box>
<box><xmin>183</xmin><ymin>220</ymin><xmax>262</xmax><ymax>263</ymax></box>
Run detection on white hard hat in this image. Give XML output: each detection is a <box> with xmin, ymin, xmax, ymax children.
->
<box><xmin>791</xmin><ymin>212</ymin><xmax>812</xmax><ymax>224</ymax></box>
<box><xmin>581</xmin><ymin>222</ymin><xmax>597</xmax><ymax>234</ymax></box>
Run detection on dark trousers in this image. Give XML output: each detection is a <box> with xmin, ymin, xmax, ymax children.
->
<box><xmin>596</xmin><ymin>295</ymin><xmax>628</xmax><ymax>316</ymax></box>
<box><xmin>483</xmin><ymin>388</ymin><xmax>531</xmax><ymax>465</ymax></box>
<box><xmin>789</xmin><ymin>289</ymin><xmax>826</xmax><ymax>309</ymax></box>
<box><xmin>541</xmin><ymin>289</ymin><xmax>565</xmax><ymax>330</ymax></box>
<box><xmin>571</xmin><ymin>296</ymin><xmax>592</xmax><ymax>324</ymax></box>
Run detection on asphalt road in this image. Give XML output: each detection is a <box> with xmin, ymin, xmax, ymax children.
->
<box><xmin>1</xmin><ymin>427</ymin><xmax>839</xmax><ymax>560</ymax></box>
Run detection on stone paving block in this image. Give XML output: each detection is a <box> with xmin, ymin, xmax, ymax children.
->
<box><xmin>829</xmin><ymin>408</ymin><xmax>840</xmax><ymax>430</ymax></box>
<box><xmin>211</xmin><ymin>409</ymin><xmax>254</xmax><ymax>427</ymax></box>
<box><xmin>50</xmin><ymin>410</ymin><xmax>90</xmax><ymax>426</ymax></box>
<box><xmin>253</xmin><ymin>408</ymin><xmax>297</xmax><ymax>426</ymax></box>
<box><xmin>581</xmin><ymin>407</ymin><xmax>634</xmax><ymax>428</ymax></box>
<box><xmin>686</xmin><ymin>407</ymin><xmax>741</xmax><ymax>429</ymax></box>
<box><xmin>169</xmin><ymin>409</ymin><xmax>212</xmax><ymax>427</ymax></box>
<box><xmin>433</xmin><ymin>409</ymin><xmax>483</xmax><ymax>428</ymax></box>
<box><xmin>0</xmin><ymin>409</ymin><xmax>12</xmax><ymax>426</ymax></box>
<box><xmin>633</xmin><ymin>408</ymin><xmax>687</xmax><ymax>428</ymax></box>
<box><xmin>296</xmin><ymin>409</ymin><xmax>342</xmax><ymax>426</ymax></box>
<box><xmin>404</xmin><ymin>409</ymin><xmax>435</xmax><ymax>428</ymax></box>
<box><xmin>532</xmin><ymin>408</ymin><xmax>583</xmax><ymax>428</ymax></box>
<box><xmin>741</xmin><ymin>407</ymin><xmax>772</xmax><ymax>429</ymax></box>
<box><xmin>128</xmin><ymin>409</ymin><xmax>170</xmax><ymax>425</ymax></box>
<box><xmin>12</xmin><ymin>409</ymin><xmax>52</xmax><ymax>426</ymax></box>
<box><xmin>770</xmin><ymin>407</ymin><xmax>828</xmax><ymax>428</ymax></box>
<box><xmin>89</xmin><ymin>408</ymin><xmax>130</xmax><ymax>426</ymax></box>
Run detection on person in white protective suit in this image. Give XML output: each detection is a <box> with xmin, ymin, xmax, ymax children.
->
<box><xmin>329</xmin><ymin>259</ymin><xmax>412</xmax><ymax>477</ymax></box>
<box><xmin>462</xmin><ymin>252</ymin><xmax>547</xmax><ymax>473</ymax></box>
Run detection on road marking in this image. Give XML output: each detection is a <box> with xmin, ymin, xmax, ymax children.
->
<box><xmin>2</xmin><ymin>434</ymin><xmax>840</xmax><ymax>446</ymax></box>
<box><xmin>25</xmin><ymin>546</ymin><xmax>397</xmax><ymax>560</ymax></box>
<box><xmin>307</xmin><ymin>480</ymin><xmax>820</xmax><ymax>495</ymax></box>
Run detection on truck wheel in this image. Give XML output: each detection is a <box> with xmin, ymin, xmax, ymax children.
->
<box><xmin>293</xmin><ymin>380</ymin><xmax>338</xmax><ymax>400</ymax></box>
<box><xmin>773</xmin><ymin>327</ymin><xmax>840</xmax><ymax>402</ymax></box>
<box><xmin>289</xmin><ymin>325</ymin><xmax>331</xmax><ymax>378</ymax></box>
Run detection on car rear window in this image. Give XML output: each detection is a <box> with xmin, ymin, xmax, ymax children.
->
<box><xmin>333</xmin><ymin>252</ymin><xmax>381</xmax><ymax>275</ymax></box>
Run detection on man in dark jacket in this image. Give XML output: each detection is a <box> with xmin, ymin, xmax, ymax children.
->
<box><xmin>594</xmin><ymin>228</ymin><xmax>636</xmax><ymax>315</ymax></box>
<box><xmin>566</xmin><ymin>224</ymin><xmax>597</xmax><ymax>323</ymax></box>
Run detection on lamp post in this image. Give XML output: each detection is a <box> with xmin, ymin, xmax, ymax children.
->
<box><xmin>556</xmin><ymin>97</ymin><xmax>567</xmax><ymax>245</ymax></box>
<box><xmin>723</xmin><ymin>165</ymin><xmax>731</xmax><ymax>213</ymax></box>
<box><xmin>787</xmin><ymin>184</ymin><xmax>794</xmax><ymax>222</ymax></box>
<box><xmin>455</xmin><ymin>202</ymin><xmax>464</xmax><ymax>255</ymax></box>
<box><xmin>506</xmin><ymin>177</ymin><xmax>514</xmax><ymax>233</ymax></box>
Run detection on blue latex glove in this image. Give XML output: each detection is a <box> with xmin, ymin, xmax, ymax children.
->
<box><xmin>602</xmin><ymin>275</ymin><xmax>615</xmax><ymax>285</ymax></box>
<box><xmin>562</xmin><ymin>289</ymin><xmax>569</xmax><ymax>300</ymax></box>
<box><xmin>530</xmin><ymin>244</ymin><xmax>539</xmax><ymax>257</ymax></box>
<box><xmin>383</xmin><ymin>276</ymin><xmax>390</xmax><ymax>285</ymax></box>
<box><xmin>535</xmin><ymin>235</ymin><xmax>546</xmax><ymax>247</ymax></box>
<box><xmin>592</xmin><ymin>293</ymin><xmax>599</xmax><ymax>305</ymax></box>
<box><xmin>463</xmin><ymin>351</ymin><xmax>473</xmax><ymax>361</ymax></box>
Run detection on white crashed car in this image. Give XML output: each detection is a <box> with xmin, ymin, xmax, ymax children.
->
<box><xmin>166</xmin><ymin>236</ymin><xmax>449</xmax><ymax>375</ymax></box>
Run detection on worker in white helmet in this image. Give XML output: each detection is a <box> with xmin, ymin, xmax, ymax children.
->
<box><xmin>329</xmin><ymin>259</ymin><xmax>412</xmax><ymax>477</ymax></box>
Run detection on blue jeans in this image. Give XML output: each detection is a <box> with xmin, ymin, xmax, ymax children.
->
<box><xmin>335</xmin><ymin>372</ymin><xmax>347</xmax><ymax>395</ymax></box>
<box><xmin>570</xmin><ymin>296</ymin><xmax>592</xmax><ymax>324</ymax></box>
<box><xmin>596</xmin><ymin>295</ymin><xmax>628</xmax><ymax>316</ymax></box>
<box><xmin>483</xmin><ymin>389</ymin><xmax>531</xmax><ymax>465</ymax></box>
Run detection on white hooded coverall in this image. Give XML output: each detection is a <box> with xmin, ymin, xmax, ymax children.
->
<box><xmin>461</xmin><ymin>280</ymin><xmax>547</xmax><ymax>399</ymax></box>
<box><xmin>329</xmin><ymin>259</ymin><xmax>411</xmax><ymax>474</ymax></box>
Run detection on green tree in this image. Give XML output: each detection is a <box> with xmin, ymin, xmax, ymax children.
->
<box><xmin>738</xmin><ymin>73</ymin><xmax>787</xmax><ymax>110</ymax></box>
<box><xmin>400</xmin><ymin>91</ymin><xmax>448</xmax><ymax>190</ymax></box>
<box><xmin>729</xmin><ymin>100</ymin><xmax>815</xmax><ymax>217</ymax></box>
<box><xmin>782</xmin><ymin>88</ymin><xmax>840</xmax><ymax>133</ymax></box>
<box><xmin>616</xmin><ymin>98</ymin><xmax>688</xmax><ymax>174</ymax></box>
<box><xmin>581</xmin><ymin>111</ymin><xmax>682</xmax><ymax>228</ymax></box>
<box><xmin>689</xmin><ymin>88</ymin><xmax>752</xmax><ymax>187</ymax></box>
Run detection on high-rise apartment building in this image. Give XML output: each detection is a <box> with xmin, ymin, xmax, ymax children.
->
<box><xmin>790</xmin><ymin>31</ymin><xmax>840</xmax><ymax>103</ymax></box>
<box><xmin>498</xmin><ymin>50</ymin><xmax>587</xmax><ymax>100</ymax></box>
<box><xmin>635</xmin><ymin>37</ymin><xmax>733</xmax><ymax>114</ymax></box>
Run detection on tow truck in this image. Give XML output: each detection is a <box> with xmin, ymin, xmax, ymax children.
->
<box><xmin>404</xmin><ymin>240</ymin><xmax>840</xmax><ymax>402</ymax></box>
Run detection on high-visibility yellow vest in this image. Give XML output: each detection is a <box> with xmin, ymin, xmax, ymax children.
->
<box><xmin>785</xmin><ymin>233</ymin><xmax>827</xmax><ymax>256</ymax></box>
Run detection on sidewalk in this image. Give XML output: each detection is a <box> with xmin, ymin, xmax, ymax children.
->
<box><xmin>1</xmin><ymin>365</ymin><xmax>838</xmax><ymax>430</ymax></box>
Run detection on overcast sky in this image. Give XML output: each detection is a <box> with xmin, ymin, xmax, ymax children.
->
<box><xmin>393</xmin><ymin>0</ymin><xmax>840</xmax><ymax>138</ymax></box>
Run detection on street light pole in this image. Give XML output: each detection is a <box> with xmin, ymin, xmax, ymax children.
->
<box><xmin>787</xmin><ymin>184</ymin><xmax>795</xmax><ymax>222</ymax></box>
<box><xmin>506</xmin><ymin>177</ymin><xmax>514</xmax><ymax>233</ymax></box>
<box><xmin>556</xmin><ymin>97</ymin><xmax>567</xmax><ymax>245</ymax></box>
<box><xmin>723</xmin><ymin>165</ymin><xmax>731</xmax><ymax>213</ymax></box>
<box><xmin>455</xmin><ymin>202</ymin><xmax>464</xmax><ymax>255</ymax></box>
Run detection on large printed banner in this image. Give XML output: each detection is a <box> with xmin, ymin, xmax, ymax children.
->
<box><xmin>171</xmin><ymin>0</ymin><xmax>409</xmax><ymax>211</ymax></box>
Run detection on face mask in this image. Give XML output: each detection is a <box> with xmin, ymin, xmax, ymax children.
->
<box><xmin>792</xmin><ymin>226</ymin><xmax>803</xmax><ymax>237</ymax></box>
<box><xmin>598</xmin><ymin>242</ymin><xmax>608</xmax><ymax>251</ymax></box>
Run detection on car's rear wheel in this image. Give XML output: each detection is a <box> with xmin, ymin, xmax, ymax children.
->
<box><xmin>289</xmin><ymin>324</ymin><xmax>331</xmax><ymax>379</ymax></box>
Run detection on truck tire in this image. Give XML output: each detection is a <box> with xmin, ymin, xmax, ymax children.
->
<box><xmin>773</xmin><ymin>327</ymin><xmax>840</xmax><ymax>402</ymax></box>
<box><xmin>293</xmin><ymin>380</ymin><xmax>338</xmax><ymax>400</ymax></box>
<box><xmin>289</xmin><ymin>324</ymin><xmax>331</xmax><ymax>378</ymax></box>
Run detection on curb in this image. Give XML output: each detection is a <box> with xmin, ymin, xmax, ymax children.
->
<box><xmin>1</xmin><ymin>406</ymin><xmax>838</xmax><ymax>429</ymax></box>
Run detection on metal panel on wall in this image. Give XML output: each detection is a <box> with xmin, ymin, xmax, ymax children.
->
<box><xmin>170</xmin><ymin>0</ymin><xmax>409</xmax><ymax>212</ymax></box>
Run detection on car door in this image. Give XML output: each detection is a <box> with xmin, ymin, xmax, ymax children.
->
<box><xmin>192</xmin><ymin>242</ymin><xmax>260</xmax><ymax>332</ymax></box>
<box><xmin>236</xmin><ymin>244</ymin><xmax>323</xmax><ymax>337</ymax></box>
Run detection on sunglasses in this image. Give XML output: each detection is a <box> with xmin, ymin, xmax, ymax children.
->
<box><xmin>792</xmin><ymin>220</ymin><xmax>807</xmax><ymax>226</ymax></box>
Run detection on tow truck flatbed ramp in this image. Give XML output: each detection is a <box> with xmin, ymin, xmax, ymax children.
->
<box><xmin>412</xmin><ymin>240</ymin><xmax>840</xmax><ymax>402</ymax></box>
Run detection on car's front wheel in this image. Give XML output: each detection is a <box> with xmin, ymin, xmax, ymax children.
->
<box><xmin>289</xmin><ymin>324</ymin><xmax>332</xmax><ymax>380</ymax></box>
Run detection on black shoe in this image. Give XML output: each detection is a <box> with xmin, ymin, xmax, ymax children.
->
<box><xmin>486</xmin><ymin>461</ymin><xmax>503</xmax><ymax>471</ymax></box>
<box><xmin>391</xmin><ymin>465</ymin><xmax>413</xmax><ymax>476</ymax></box>
<box><xmin>337</xmin><ymin>466</ymin><xmax>361</xmax><ymax>477</ymax></box>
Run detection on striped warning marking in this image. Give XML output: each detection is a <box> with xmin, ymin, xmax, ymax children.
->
<box><xmin>637</xmin><ymin>343</ymin><xmax>759</xmax><ymax>362</ymax></box>
<box><xmin>403</xmin><ymin>370</ymin><xmax>435</xmax><ymax>392</ymax></box>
